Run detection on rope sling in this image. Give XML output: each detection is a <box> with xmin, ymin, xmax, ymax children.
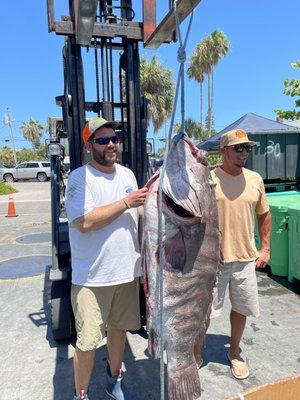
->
<box><xmin>157</xmin><ymin>2</ymin><xmax>194</xmax><ymax>398</ymax></box>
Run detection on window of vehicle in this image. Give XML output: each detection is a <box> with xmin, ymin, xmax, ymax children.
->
<box><xmin>42</xmin><ymin>162</ymin><xmax>50</xmax><ymax>167</ymax></box>
<box><xmin>17</xmin><ymin>163</ymin><xmax>27</xmax><ymax>169</ymax></box>
<box><xmin>27</xmin><ymin>163</ymin><xmax>39</xmax><ymax>168</ymax></box>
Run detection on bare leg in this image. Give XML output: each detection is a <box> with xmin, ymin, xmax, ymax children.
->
<box><xmin>107</xmin><ymin>328</ymin><xmax>127</xmax><ymax>376</ymax></box>
<box><xmin>228</xmin><ymin>309</ymin><xmax>249</xmax><ymax>378</ymax></box>
<box><xmin>229</xmin><ymin>309</ymin><xmax>246</xmax><ymax>358</ymax></box>
<box><xmin>74</xmin><ymin>347</ymin><xmax>95</xmax><ymax>395</ymax></box>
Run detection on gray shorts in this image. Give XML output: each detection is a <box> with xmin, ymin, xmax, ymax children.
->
<box><xmin>211</xmin><ymin>260</ymin><xmax>260</xmax><ymax>318</ymax></box>
<box><xmin>71</xmin><ymin>279</ymin><xmax>141</xmax><ymax>351</ymax></box>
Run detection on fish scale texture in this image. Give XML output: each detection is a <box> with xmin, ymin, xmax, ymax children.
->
<box><xmin>142</xmin><ymin>135</ymin><xmax>221</xmax><ymax>400</ymax></box>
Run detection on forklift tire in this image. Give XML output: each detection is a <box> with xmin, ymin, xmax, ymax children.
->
<box><xmin>51</xmin><ymin>279</ymin><xmax>75</xmax><ymax>341</ymax></box>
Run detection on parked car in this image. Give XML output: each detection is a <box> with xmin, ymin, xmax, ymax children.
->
<box><xmin>0</xmin><ymin>161</ymin><xmax>51</xmax><ymax>182</ymax></box>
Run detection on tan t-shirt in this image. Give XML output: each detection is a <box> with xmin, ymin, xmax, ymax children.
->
<box><xmin>211</xmin><ymin>167</ymin><xmax>269</xmax><ymax>263</ymax></box>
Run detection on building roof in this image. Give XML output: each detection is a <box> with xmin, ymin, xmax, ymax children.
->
<box><xmin>198</xmin><ymin>112</ymin><xmax>299</xmax><ymax>152</ymax></box>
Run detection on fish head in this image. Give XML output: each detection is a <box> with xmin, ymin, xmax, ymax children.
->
<box><xmin>162</xmin><ymin>133</ymin><xmax>213</xmax><ymax>223</ymax></box>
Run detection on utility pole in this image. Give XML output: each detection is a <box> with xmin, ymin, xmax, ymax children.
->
<box><xmin>4</xmin><ymin>108</ymin><xmax>17</xmax><ymax>166</ymax></box>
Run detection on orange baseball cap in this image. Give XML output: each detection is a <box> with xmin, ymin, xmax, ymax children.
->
<box><xmin>220</xmin><ymin>129</ymin><xmax>256</xmax><ymax>148</ymax></box>
<box><xmin>82</xmin><ymin>117</ymin><xmax>120</xmax><ymax>145</ymax></box>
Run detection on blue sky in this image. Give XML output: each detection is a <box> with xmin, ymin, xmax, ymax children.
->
<box><xmin>0</xmin><ymin>0</ymin><xmax>299</xmax><ymax>150</ymax></box>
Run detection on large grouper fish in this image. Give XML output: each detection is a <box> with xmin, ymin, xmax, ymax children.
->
<box><xmin>142</xmin><ymin>133</ymin><xmax>221</xmax><ymax>400</ymax></box>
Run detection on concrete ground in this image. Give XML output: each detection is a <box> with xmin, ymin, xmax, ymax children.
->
<box><xmin>0</xmin><ymin>182</ymin><xmax>299</xmax><ymax>400</ymax></box>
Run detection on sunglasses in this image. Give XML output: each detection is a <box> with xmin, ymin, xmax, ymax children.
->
<box><xmin>90</xmin><ymin>135</ymin><xmax>119</xmax><ymax>145</ymax></box>
<box><xmin>233</xmin><ymin>144</ymin><xmax>252</xmax><ymax>153</ymax></box>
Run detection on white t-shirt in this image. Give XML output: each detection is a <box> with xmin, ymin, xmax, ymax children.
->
<box><xmin>65</xmin><ymin>163</ymin><xmax>142</xmax><ymax>286</ymax></box>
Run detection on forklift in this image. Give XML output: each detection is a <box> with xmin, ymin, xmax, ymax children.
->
<box><xmin>46</xmin><ymin>0</ymin><xmax>200</xmax><ymax>340</ymax></box>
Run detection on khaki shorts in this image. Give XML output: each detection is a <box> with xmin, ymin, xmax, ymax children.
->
<box><xmin>71</xmin><ymin>279</ymin><xmax>140</xmax><ymax>351</ymax></box>
<box><xmin>211</xmin><ymin>261</ymin><xmax>260</xmax><ymax>318</ymax></box>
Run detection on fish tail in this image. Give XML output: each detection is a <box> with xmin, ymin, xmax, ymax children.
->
<box><xmin>168</xmin><ymin>363</ymin><xmax>201</xmax><ymax>400</ymax></box>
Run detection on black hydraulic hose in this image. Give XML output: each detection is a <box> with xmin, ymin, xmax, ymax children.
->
<box><xmin>109</xmin><ymin>39</ymin><xmax>115</xmax><ymax>120</ymax></box>
<box><xmin>105</xmin><ymin>41</ymin><xmax>110</xmax><ymax>102</ymax></box>
<box><xmin>94</xmin><ymin>41</ymin><xmax>101</xmax><ymax>117</ymax></box>
<box><xmin>100</xmin><ymin>40</ymin><xmax>106</xmax><ymax>101</ymax></box>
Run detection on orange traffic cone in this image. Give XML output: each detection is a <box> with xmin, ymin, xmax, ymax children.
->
<box><xmin>6</xmin><ymin>196</ymin><xmax>18</xmax><ymax>217</ymax></box>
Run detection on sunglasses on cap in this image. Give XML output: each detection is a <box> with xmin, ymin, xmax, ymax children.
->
<box><xmin>233</xmin><ymin>144</ymin><xmax>252</xmax><ymax>153</ymax></box>
<box><xmin>89</xmin><ymin>135</ymin><xmax>119</xmax><ymax>145</ymax></box>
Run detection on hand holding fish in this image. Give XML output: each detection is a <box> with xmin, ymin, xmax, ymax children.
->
<box><xmin>125</xmin><ymin>187</ymin><xmax>148</xmax><ymax>208</ymax></box>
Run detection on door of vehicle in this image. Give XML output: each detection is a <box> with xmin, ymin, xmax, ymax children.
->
<box><xmin>26</xmin><ymin>162</ymin><xmax>40</xmax><ymax>179</ymax></box>
<box><xmin>15</xmin><ymin>163</ymin><xmax>28</xmax><ymax>179</ymax></box>
<box><xmin>41</xmin><ymin>162</ymin><xmax>51</xmax><ymax>177</ymax></box>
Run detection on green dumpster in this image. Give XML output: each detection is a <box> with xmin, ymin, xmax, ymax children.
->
<box><xmin>288</xmin><ymin>206</ymin><xmax>300</xmax><ymax>282</ymax></box>
<box><xmin>268</xmin><ymin>205</ymin><xmax>289</xmax><ymax>277</ymax></box>
<box><xmin>267</xmin><ymin>191</ymin><xmax>300</xmax><ymax>207</ymax></box>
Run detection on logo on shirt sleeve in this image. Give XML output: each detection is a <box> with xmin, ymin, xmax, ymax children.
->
<box><xmin>125</xmin><ymin>185</ymin><xmax>134</xmax><ymax>194</ymax></box>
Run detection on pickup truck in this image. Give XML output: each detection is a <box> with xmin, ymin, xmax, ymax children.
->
<box><xmin>0</xmin><ymin>161</ymin><xmax>51</xmax><ymax>182</ymax></box>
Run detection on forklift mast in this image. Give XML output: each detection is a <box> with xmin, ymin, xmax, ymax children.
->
<box><xmin>46</xmin><ymin>0</ymin><xmax>200</xmax><ymax>340</ymax></box>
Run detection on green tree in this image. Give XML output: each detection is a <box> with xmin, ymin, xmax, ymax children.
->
<box><xmin>275</xmin><ymin>61</ymin><xmax>300</xmax><ymax>121</ymax></box>
<box><xmin>208</xmin><ymin>153</ymin><xmax>222</xmax><ymax>167</ymax></box>
<box><xmin>210</xmin><ymin>31</ymin><xmax>230</xmax><ymax>115</ymax></box>
<box><xmin>187</xmin><ymin>49</ymin><xmax>205</xmax><ymax>124</ymax></box>
<box><xmin>140</xmin><ymin>56</ymin><xmax>174</xmax><ymax>132</ymax></box>
<box><xmin>155</xmin><ymin>147</ymin><xmax>166</xmax><ymax>158</ymax></box>
<box><xmin>204</xmin><ymin>30</ymin><xmax>230</xmax><ymax>132</ymax></box>
<box><xmin>173</xmin><ymin>118</ymin><xmax>209</xmax><ymax>142</ymax></box>
<box><xmin>0</xmin><ymin>147</ymin><xmax>14</xmax><ymax>165</ymax></box>
<box><xmin>20</xmin><ymin>118</ymin><xmax>44</xmax><ymax>149</ymax></box>
<box><xmin>35</xmin><ymin>144</ymin><xmax>47</xmax><ymax>159</ymax></box>
<box><xmin>16</xmin><ymin>148</ymin><xmax>37</xmax><ymax>163</ymax></box>
<box><xmin>15</xmin><ymin>146</ymin><xmax>47</xmax><ymax>163</ymax></box>
<box><xmin>188</xmin><ymin>31</ymin><xmax>230</xmax><ymax>134</ymax></box>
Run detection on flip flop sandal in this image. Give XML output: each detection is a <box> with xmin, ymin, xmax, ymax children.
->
<box><xmin>227</xmin><ymin>352</ymin><xmax>250</xmax><ymax>380</ymax></box>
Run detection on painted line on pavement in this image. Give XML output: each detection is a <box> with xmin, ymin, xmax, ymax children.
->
<box><xmin>0</xmin><ymin>274</ymin><xmax>45</xmax><ymax>283</ymax></box>
<box><xmin>0</xmin><ymin>213</ymin><xmax>51</xmax><ymax>217</ymax></box>
<box><xmin>0</xmin><ymin>222</ymin><xmax>29</xmax><ymax>243</ymax></box>
<box><xmin>0</xmin><ymin>199</ymin><xmax>50</xmax><ymax>203</ymax></box>
<box><xmin>0</xmin><ymin>253</ymin><xmax>51</xmax><ymax>263</ymax></box>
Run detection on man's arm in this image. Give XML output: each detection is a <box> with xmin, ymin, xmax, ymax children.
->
<box><xmin>256</xmin><ymin>210</ymin><xmax>272</xmax><ymax>268</ymax></box>
<box><xmin>74</xmin><ymin>187</ymin><xmax>148</xmax><ymax>233</ymax></box>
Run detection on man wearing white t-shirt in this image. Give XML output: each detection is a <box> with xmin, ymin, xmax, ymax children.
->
<box><xmin>65</xmin><ymin>117</ymin><xmax>148</xmax><ymax>400</ymax></box>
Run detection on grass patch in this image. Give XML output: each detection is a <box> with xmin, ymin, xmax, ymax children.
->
<box><xmin>0</xmin><ymin>181</ymin><xmax>18</xmax><ymax>196</ymax></box>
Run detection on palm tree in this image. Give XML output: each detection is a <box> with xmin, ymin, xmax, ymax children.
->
<box><xmin>187</xmin><ymin>48</ymin><xmax>206</xmax><ymax>124</ymax></box>
<box><xmin>174</xmin><ymin>118</ymin><xmax>208</xmax><ymax>142</ymax></box>
<box><xmin>209</xmin><ymin>30</ymin><xmax>230</xmax><ymax>128</ymax></box>
<box><xmin>140</xmin><ymin>56</ymin><xmax>174</xmax><ymax>132</ymax></box>
<box><xmin>20</xmin><ymin>118</ymin><xmax>44</xmax><ymax>149</ymax></box>
<box><xmin>188</xmin><ymin>31</ymin><xmax>230</xmax><ymax>134</ymax></box>
<box><xmin>0</xmin><ymin>147</ymin><xmax>14</xmax><ymax>166</ymax></box>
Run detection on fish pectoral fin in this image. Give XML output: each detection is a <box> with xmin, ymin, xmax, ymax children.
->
<box><xmin>164</xmin><ymin>230</ymin><xmax>186</xmax><ymax>271</ymax></box>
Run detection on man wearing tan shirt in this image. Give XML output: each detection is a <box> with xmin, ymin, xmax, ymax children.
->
<box><xmin>194</xmin><ymin>129</ymin><xmax>271</xmax><ymax>380</ymax></box>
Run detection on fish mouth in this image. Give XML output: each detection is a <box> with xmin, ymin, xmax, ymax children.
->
<box><xmin>163</xmin><ymin>192</ymin><xmax>194</xmax><ymax>219</ymax></box>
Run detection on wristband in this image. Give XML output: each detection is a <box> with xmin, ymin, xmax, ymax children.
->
<box><xmin>123</xmin><ymin>198</ymin><xmax>131</xmax><ymax>209</ymax></box>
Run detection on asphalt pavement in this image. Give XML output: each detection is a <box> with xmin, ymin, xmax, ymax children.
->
<box><xmin>0</xmin><ymin>181</ymin><xmax>299</xmax><ymax>400</ymax></box>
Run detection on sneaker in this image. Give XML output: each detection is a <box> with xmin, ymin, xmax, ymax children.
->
<box><xmin>105</xmin><ymin>366</ymin><xmax>137</xmax><ymax>400</ymax></box>
<box><xmin>73</xmin><ymin>389</ymin><xmax>89</xmax><ymax>400</ymax></box>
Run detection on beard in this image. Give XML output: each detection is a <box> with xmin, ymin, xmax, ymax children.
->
<box><xmin>91</xmin><ymin>146</ymin><xmax>118</xmax><ymax>167</ymax></box>
<box><xmin>234</xmin><ymin>158</ymin><xmax>247</xmax><ymax>168</ymax></box>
